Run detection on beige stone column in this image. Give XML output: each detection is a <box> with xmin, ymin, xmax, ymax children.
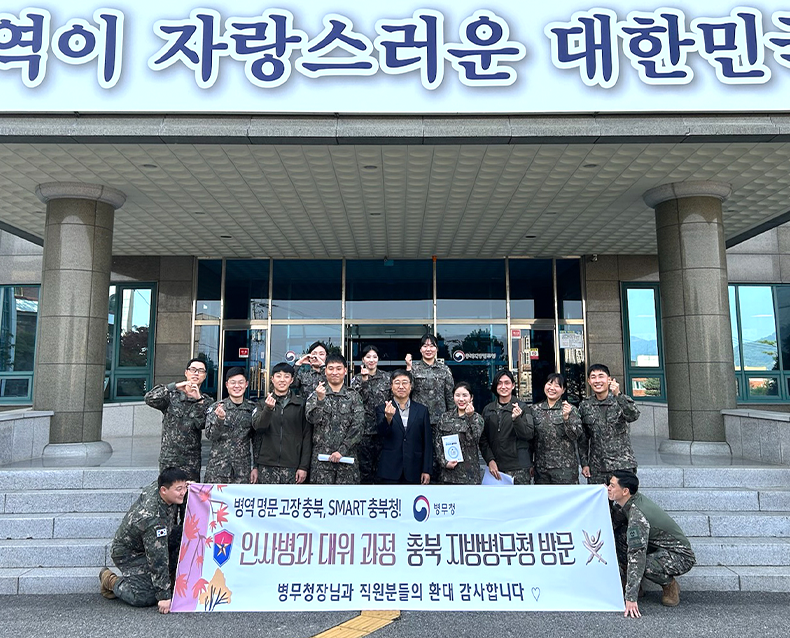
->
<box><xmin>643</xmin><ymin>181</ymin><xmax>736</xmax><ymax>456</ymax></box>
<box><xmin>34</xmin><ymin>182</ymin><xmax>126</xmax><ymax>464</ymax></box>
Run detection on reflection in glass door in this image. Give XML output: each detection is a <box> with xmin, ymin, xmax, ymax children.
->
<box><xmin>511</xmin><ymin>326</ymin><xmax>556</xmax><ymax>404</ymax></box>
<box><xmin>222</xmin><ymin>329</ymin><xmax>267</xmax><ymax>400</ymax></box>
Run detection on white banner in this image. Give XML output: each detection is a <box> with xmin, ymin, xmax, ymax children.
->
<box><xmin>3</xmin><ymin>1</ymin><xmax>790</xmax><ymax>113</ymax></box>
<box><xmin>171</xmin><ymin>483</ymin><xmax>624</xmax><ymax>612</ymax></box>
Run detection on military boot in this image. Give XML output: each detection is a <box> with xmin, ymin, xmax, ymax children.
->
<box><xmin>99</xmin><ymin>567</ymin><xmax>118</xmax><ymax>599</ymax></box>
<box><xmin>661</xmin><ymin>577</ymin><xmax>680</xmax><ymax>606</ymax></box>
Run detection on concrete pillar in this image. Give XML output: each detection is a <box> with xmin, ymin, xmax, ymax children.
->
<box><xmin>33</xmin><ymin>182</ymin><xmax>126</xmax><ymax>464</ymax></box>
<box><xmin>643</xmin><ymin>181</ymin><xmax>736</xmax><ymax>457</ymax></box>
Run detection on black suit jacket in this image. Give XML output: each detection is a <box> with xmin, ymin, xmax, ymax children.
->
<box><xmin>376</xmin><ymin>400</ymin><xmax>433</xmax><ymax>483</ymax></box>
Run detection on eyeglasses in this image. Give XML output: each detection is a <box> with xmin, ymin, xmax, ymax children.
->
<box><xmin>187</xmin><ymin>367</ymin><xmax>207</xmax><ymax>374</ymax></box>
<box><xmin>392</xmin><ymin>380</ymin><xmax>411</xmax><ymax>387</ymax></box>
<box><xmin>227</xmin><ymin>381</ymin><xmax>247</xmax><ymax>386</ymax></box>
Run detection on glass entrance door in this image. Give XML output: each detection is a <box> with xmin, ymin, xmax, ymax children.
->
<box><xmin>222</xmin><ymin>329</ymin><xmax>267</xmax><ymax>400</ymax></box>
<box><xmin>511</xmin><ymin>326</ymin><xmax>557</xmax><ymax>404</ymax></box>
<box><xmin>345</xmin><ymin>324</ymin><xmax>431</xmax><ymax>378</ymax></box>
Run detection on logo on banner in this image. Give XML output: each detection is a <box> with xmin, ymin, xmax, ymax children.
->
<box><xmin>413</xmin><ymin>496</ymin><xmax>430</xmax><ymax>522</ymax></box>
<box><xmin>583</xmin><ymin>529</ymin><xmax>607</xmax><ymax>565</ymax></box>
<box><xmin>213</xmin><ymin>530</ymin><xmax>234</xmax><ymax>567</ymax></box>
<box><xmin>452</xmin><ymin>350</ymin><xmax>465</xmax><ymax>362</ymax></box>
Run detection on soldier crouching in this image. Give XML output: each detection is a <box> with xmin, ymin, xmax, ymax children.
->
<box><xmin>99</xmin><ymin>468</ymin><xmax>188</xmax><ymax>614</ymax></box>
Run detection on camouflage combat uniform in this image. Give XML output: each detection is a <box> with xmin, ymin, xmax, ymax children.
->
<box><xmin>145</xmin><ymin>383</ymin><xmax>212</xmax><ymax>481</ymax></box>
<box><xmin>579</xmin><ymin>392</ymin><xmax>640</xmax><ymax>484</ymax></box>
<box><xmin>434</xmin><ymin>409</ymin><xmax>485</xmax><ymax>485</ymax></box>
<box><xmin>295</xmin><ymin>365</ymin><xmax>325</xmax><ymax>397</ymax></box>
<box><xmin>411</xmin><ymin>360</ymin><xmax>454</xmax><ymax>426</ymax></box>
<box><xmin>479</xmin><ymin>400</ymin><xmax>535</xmax><ymax>485</ymax></box>
<box><xmin>306</xmin><ymin>384</ymin><xmax>365</xmax><ymax>484</ymax></box>
<box><xmin>411</xmin><ymin>359</ymin><xmax>454</xmax><ymax>479</ymax></box>
<box><xmin>110</xmin><ymin>481</ymin><xmax>181</xmax><ymax>607</ymax></box>
<box><xmin>252</xmin><ymin>391</ymin><xmax>312</xmax><ymax>485</ymax></box>
<box><xmin>204</xmin><ymin>397</ymin><xmax>256</xmax><ymax>484</ymax></box>
<box><xmin>530</xmin><ymin>400</ymin><xmax>583</xmax><ymax>485</ymax></box>
<box><xmin>613</xmin><ymin>492</ymin><xmax>696</xmax><ymax>602</ymax></box>
<box><xmin>351</xmin><ymin>370</ymin><xmax>392</xmax><ymax>484</ymax></box>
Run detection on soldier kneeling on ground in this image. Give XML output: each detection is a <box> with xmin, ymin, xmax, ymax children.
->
<box><xmin>99</xmin><ymin>467</ymin><xmax>188</xmax><ymax>614</ymax></box>
<box><xmin>608</xmin><ymin>470</ymin><xmax>696</xmax><ymax>618</ymax></box>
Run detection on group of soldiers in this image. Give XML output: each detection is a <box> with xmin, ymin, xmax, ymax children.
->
<box><xmin>100</xmin><ymin>335</ymin><xmax>695</xmax><ymax>618</ymax></box>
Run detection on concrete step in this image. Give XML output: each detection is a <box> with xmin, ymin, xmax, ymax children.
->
<box><xmin>0</xmin><ymin>538</ymin><xmax>109</xmax><ymax>568</ymax></box>
<box><xmin>0</xmin><ymin>513</ymin><xmax>123</xmax><ymax>540</ymax></box>
<box><xmin>643</xmin><ymin>565</ymin><xmax>790</xmax><ymax>593</ymax></box>
<box><xmin>690</xmin><ymin>537</ymin><xmax>790</xmax><ymax>566</ymax></box>
<box><xmin>668</xmin><ymin>511</ymin><xmax>790</xmax><ymax>537</ymax></box>
<box><xmin>0</xmin><ymin>468</ymin><xmax>157</xmax><ymax>492</ymax></box>
<box><xmin>1</xmin><ymin>489</ymin><xmax>139</xmax><ymax>514</ymax></box>
<box><xmin>640</xmin><ymin>487</ymin><xmax>790</xmax><ymax>512</ymax></box>
<box><xmin>638</xmin><ymin>466</ymin><xmax>790</xmax><ymax>489</ymax></box>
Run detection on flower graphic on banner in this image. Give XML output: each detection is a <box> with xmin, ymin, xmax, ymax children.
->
<box><xmin>199</xmin><ymin>568</ymin><xmax>233</xmax><ymax>611</ymax></box>
<box><xmin>171</xmin><ymin>483</ymin><xmax>235</xmax><ymax>612</ymax></box>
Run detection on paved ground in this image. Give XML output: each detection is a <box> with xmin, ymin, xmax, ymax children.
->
<box><xmin>4</xmin><ymin>592</ymin><xmax>788</xmax><ymax>638</ymax></box>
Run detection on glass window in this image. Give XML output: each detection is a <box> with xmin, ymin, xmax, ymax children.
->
<box><xmin>105</xmin><ymin>284</ymin><xmax>156</xmax><ymax>402</ymax></box>
<box><xmin>346</xmin><ymin>260</ymin><xmax>433</xmax><ymax>320</ymax></box>
<box><xmin>729</xmin><ymin>286</ymin><xmax>741</xmax><ymax>370</ymax></box>
<box><xmin>775</xmin><ymin>287</ymin><xmax>790</xmax><ymax>370</ymax></box>
<box><xmin>436</xmin><ymin>323</ymin><xmax>507</xmax><ymax>412</ymax></box>
<box><xmin>622</xmin><ymin>283</ymin><xmax>665</xmax><ymax>402</ymax></box>
<box><xmin>625</xmin><ymin>288</ymin><xmax>660</xmax><ymax>368</ymax></box>
<box><xmin>509</xmin><ymin>259</ymin><xmax>553</xmax><ymax>319</ymax></box>
<box><xmin>747</xmin><ymin>376</ymin><xmax>779</xmax><ymax>398</ymax></box>
<box><xmin>436</xmin><ymin>260</ymin><xmax>506</xmax><ymax>320</ymax></box>
<box><xmin>224</xmin><ymin>259</ymin><xmax>269</xmax><ymax>320</ymax></box>
<box><xmin>559</xmin><ymin>325</ymin><xmax>586</xmax><ymax>403</ymax></box>
<box><xmin>0</xmin><ymin>285</ymin><xmax>38</xmax><ymax>403</ymax></box>
<box><xmin>272</xmin><ymin>260</ymin><xmax>342</xmax><ymax>320</ymax></box>
<box><xmin>556</xmin><ymin>259</ymin><xmax>583</xmax><ymax>319</ymax></box>
<box><xmin>270</xmin><ymin>324</ymin><xmax>343</xmax><ymax>367</ymax></box>
<box><xmin>193</xmin><ymin>324</ymin><xmax>220</xmax><ymax>399</ymax></box>
<box><xmin>738</xmin><ymin>286</ymin><xmax>778</xmax><ymax>371</ymax></box>
<box><xmin>196</xmin><ymin>260</ymin><xmax>221</xmax><ymax>320</ymax></box>
<box><xmin>118</xmin><ymin>288</ymin><xmax>152</xmax><ymax>368</ymax></box>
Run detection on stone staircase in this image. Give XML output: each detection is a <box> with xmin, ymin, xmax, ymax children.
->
<box><xmin>0</xmin><ymin>465</ymin><xmax>789</xmax><ymax>595</ymax></box>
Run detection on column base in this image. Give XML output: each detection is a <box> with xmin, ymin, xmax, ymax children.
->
<box><xmin>41</xmin><ymin>441</ymin><xmax>113</xmax><ymax>467</ymax></box>
<box><xmin>658</xmin><ymin>439</ymin><xmax>732</xmax><ymax>465</ymax></box>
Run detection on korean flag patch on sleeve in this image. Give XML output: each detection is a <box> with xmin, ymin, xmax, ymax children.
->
<box><xmin>156</xmin><ymin>527</ymin><xmax>168</xmax><ymax>538</ymax></box>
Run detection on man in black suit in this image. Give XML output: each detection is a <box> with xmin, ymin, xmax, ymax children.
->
<box><xmin>376</xmin><ymin>370</ymin><xmax>432</xmax><ymax>485</ymax></box>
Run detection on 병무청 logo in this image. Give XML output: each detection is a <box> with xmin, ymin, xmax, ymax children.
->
<box><xmin>413</xmin><ymin>495</ymin><xmax>430</xmax><ymax>522</ymax></box>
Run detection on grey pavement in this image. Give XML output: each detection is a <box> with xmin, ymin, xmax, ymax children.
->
<box><xmin>3</xmin><ymin>592</ymin><xmax>789</xmax><ymax>638</ymax></box>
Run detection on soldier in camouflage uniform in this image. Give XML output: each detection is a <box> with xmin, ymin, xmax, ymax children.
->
<box><xmin>294</xmin><ymin>340</ymin><xmax>327</xmax><ymax>397</ymax></box>
<box><xmin>435</xmin><ymin>381</ymin><xmax>485</xmax><ymax>485</ymax></box>
<box><xmin>480</xmin><ymin>370</ymin><xmax>535</xmax><ymax>485</ymax></box>
<box><xmin>99</xmin><ymin>467</ymin><xmax>188</xmax><ymax>613</ymax></box>
<box><xmin>407</xmin><ymin>333</ymin><xmax>454</xmax><ymax>479</ymax></box>
<box><xmin>608</xmin><ymin>470</ymin><xmax>696</xmax><ymax>617</ymax></box>
<box><xmin>145</xmin><ymin>358</ymin><xmax>213</xmax><ymax>482</ymax></box>
<box><xmin>578</xmin><ymin>364</ymin><xmax>640</xmax><ymax>485</ymax></box>
<box><xmin>530</xmin><ymin>373</ymin><xmax>583</xmax><ymax>484</ymax></box>
<box><xmin>350</xmin><ymin>345</ymin><xmax>392</xmax><ymax>484</ymax></box>
<box><xmin>204</xmin><ymin>367</ymin><xmax>256</xmax><ymax>484</ymax></box>
<box><xmin>252</xmin><ymin>362</ymin><xmax>312</xmax><ymax>485</ymax></box>
<box><xmin>306</xmin><ymin>353</ymin><xmax>365</xmax><ymax>484</ymax></box>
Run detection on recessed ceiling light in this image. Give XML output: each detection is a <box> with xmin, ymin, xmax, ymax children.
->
<box><xmin>363</xmin><ymin>165</ymin><xmax>378</xmax><ymax>170</ymax></box>
<box><xmin>583</xmin><ymin>163</ymin><xmax>598</xmax><ymax>168</ymax></box>
<box><xmin>220</xmin><ymin>235</ymin><xmax>232</xmax><ymax>239</ymax></box>
<box><xmin>370</xmin><ymin>212</ymin><xmax>382</xmax><ymax>217</ymax></box>
<box><xmin>141</xmin><ymin>164</ymin><xmax>158</xmax><ymax>169</ymax></box>
<box><xmin>193</xmin><ymin>211</ymin><xmax>206</xmax><ymax>216</ymax></box>
<box><xmin>525</xmin><ymin>234</ymin><xmax>537</xmax><ymax>239</ymax></box>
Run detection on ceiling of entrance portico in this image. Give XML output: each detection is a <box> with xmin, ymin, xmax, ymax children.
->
<box><xmin>1</xmin><ymin>141</ymin><xmax>789</xmax><ymax>258</ymax></box>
